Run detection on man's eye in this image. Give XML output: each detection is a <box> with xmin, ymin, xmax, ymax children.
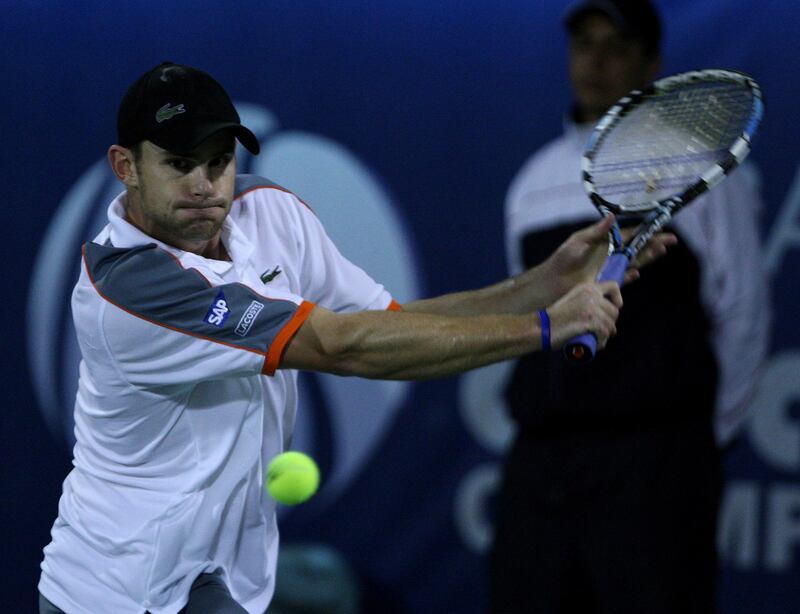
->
<box><xmin>210</xmin><ymin>155</ymin><xmax>232</xmax><ymax>168</ymax></box>
<box><xmin>168</xmin><ymin>159</ymin><xmax>193</xmax><ymax>172</ymax></box>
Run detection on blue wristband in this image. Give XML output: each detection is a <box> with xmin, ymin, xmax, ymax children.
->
<box><xmin>538</xmin><ymin>309</ymin><xmax>551</xmax><ymax>351</ymax></box>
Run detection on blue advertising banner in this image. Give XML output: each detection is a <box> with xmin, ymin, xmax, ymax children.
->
<box><xmin>4</xmin><ymin>1</ymin><xmax>798</xmax><ymax>612</ymax></box>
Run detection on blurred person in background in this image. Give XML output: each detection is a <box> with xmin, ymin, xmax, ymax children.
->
<box><xmin>488</xmin><ymin>1</ymin><xmax>770</xmax><ymax>612</ymax></box>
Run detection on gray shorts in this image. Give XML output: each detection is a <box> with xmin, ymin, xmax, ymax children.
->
<box><xmin>39</xmin><ymin>573</ymin><xmax>249</xmax><ymax>613</ymax></box>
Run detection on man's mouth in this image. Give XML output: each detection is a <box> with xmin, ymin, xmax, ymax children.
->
<box><xmin>177</xmin><ymin>201</ymin><xmax>226</xmax><ymax>210</ymax></box>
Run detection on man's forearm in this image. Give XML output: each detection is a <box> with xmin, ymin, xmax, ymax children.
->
<box><xmin>282</xmin><ymin>307</ymin><xmax>542</xmax><ymax>380</ymax></box>
<box><xmin>402</xmin><ymin>265</ymin><xmax>554</xmax><ymax>317</ymax></box>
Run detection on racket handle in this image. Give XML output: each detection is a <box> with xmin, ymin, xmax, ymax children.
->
<box><xmin>563</xmin><ymin>252</ymin><xmax>629</xmax><ymax>363</ymax></box>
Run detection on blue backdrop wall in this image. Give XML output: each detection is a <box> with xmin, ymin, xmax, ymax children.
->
<box><xmin>3</xmin><ymin>1</ymin><xmax>799</xmax><ymax>612</ymax></box>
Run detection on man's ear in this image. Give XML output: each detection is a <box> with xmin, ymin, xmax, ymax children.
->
<box><xmin>107</xmin><ymin>145</ymin><xmax>138</xmax><ymax>188</ymax></box>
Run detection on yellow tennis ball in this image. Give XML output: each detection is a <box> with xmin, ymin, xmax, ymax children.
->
<box><xmin>265</xmin><ymin>451</ymin><xmax>320</xmax><ymax>505</ymax></box>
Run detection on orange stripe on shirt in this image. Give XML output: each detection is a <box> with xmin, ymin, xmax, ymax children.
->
<box><xmin>262</xmin><ymin>301</ymin><xmax>316</xmax><ymax>375</ymax></box>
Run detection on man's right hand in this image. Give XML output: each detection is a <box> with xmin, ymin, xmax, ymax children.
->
<box><xmin>546</xmin><ymin>280</ymin><xmax>622</xmax><ymax>350</ymax></box>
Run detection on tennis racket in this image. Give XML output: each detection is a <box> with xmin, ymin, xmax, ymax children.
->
<box><xmin>564</xmin><ymin>69</ymin><xmax>764</xmax><ymax>363</ymax></box>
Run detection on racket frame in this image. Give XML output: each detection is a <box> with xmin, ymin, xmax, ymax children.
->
<box><xmin>564</xmin><ymin>69</ymin><xmax>764</xmax><ymax>363</ymax></box>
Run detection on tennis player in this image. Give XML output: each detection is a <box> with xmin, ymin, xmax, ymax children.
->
<box><xmin>38</xmin><ymin>61</ymin><xmax>672</xmax><ymax>613</ymax></box>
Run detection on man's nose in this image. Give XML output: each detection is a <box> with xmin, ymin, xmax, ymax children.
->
<box><xmin>189</xmin><ymin>166</ymin><xmax>215</xmax><ymax>198</ymax></box>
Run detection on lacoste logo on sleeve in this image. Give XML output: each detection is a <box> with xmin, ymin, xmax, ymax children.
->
<box><xmin>260</xmin><ymin>266</ymin><xmax>282</xmax><ymax>284</ymax></box>
<box><xmin>204</xmin><ymin>290</ymin><xmax>230</xmax><ymax>327</ymax></box>
<box><xmin>235</xmin><ymin>301</ymin><xmax>265</xmax><ymax>337</ymax></box>
<box><xmin>155</xmin><ymin>103</ymin><xmax>186</xmax><ymax>123</ymax></box>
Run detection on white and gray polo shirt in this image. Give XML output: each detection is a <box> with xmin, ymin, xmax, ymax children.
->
<box><xmin>39</xmin><ymin>175</ymin><xmax>397</xmax><ymax>614</ymax></box>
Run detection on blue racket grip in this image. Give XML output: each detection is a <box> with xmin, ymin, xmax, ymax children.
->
<box><xmin>563</xmin><ymin>252</ymin><xmax>629</xmax><ymax>363</ymax></box>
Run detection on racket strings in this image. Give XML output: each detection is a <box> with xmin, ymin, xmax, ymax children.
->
<box><xmin>589</xmin><ymin>80</ymin><xmax>755</xmax><ymax>207</ymax></box>
<box><xmin>651</xmin><ymin>82</ymin><xmax>752</xmax><ymax>147</ymax></box>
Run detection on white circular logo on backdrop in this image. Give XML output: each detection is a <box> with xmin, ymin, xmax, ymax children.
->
<box><xmin>27</xmin><ymin>102</ymin><xmax>422</xmax><ymax>510</ymax></box>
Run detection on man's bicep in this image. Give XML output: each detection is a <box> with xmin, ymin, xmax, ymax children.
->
<box><xmin>281</xmin><ymin>297</ymin><xmax>408</xmax><ymax>373</ymax></box>
<box><xmin>280</xmin><ymin>305</ymin><xmax>344</xmax><ymax>373</ymax></box>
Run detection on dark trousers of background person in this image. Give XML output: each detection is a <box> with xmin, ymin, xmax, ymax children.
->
<box><xmin>487</xmin><ymin>422</ymin><xmax>722</xmax><ymax>614</ymax></box>
<box><xmin>39</xmin><ymin>573</ymin><xmax>249</xmax><ymax>614</ymax></box>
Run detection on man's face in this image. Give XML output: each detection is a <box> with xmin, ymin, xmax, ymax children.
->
<box><xmin>127</xmin><ymin>131</ymin><xmax>237</xmax><ymax>250</ymax></box>
<box><xmin>568</xmin><ymin>13</ymin><xmax>660</xmax><ymax>122</ymax></box>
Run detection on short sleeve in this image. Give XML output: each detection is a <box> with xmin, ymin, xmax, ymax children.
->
<box><xmin>83</xmin><ymin>242</ymin><xmax>315</xmax><ymax>387</ymax></box>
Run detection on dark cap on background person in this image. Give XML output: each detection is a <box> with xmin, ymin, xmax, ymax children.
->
<box><xmin>563</xmin><ymin>0</ymin><xmax>662</xmax><ymax>57</ymax></box>
<box><xmin>117</xmin><ymin>62</ymin><xmax>260</xmax><ymax>155</ymax></box>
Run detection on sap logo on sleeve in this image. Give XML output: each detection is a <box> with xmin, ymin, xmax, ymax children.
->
<box><xmin>235</xmin><ymin>301</ymin><xmax>265</xmax><ymax>336</ymax></box>
<box><xmin>205</xmin><ymin>290</ymin><xmax>231</xmax><ymax>327</ymax></box>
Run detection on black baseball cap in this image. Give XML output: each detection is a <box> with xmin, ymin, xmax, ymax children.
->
<box><xmin>117</xmin><ymin>62</ymin><xmax>260</xmax><ymax>155</ymax></box>
<box><xmin>563</xmin><ymin>0</ymin><xmax>662</xmax><ymax>57</ymax></box>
